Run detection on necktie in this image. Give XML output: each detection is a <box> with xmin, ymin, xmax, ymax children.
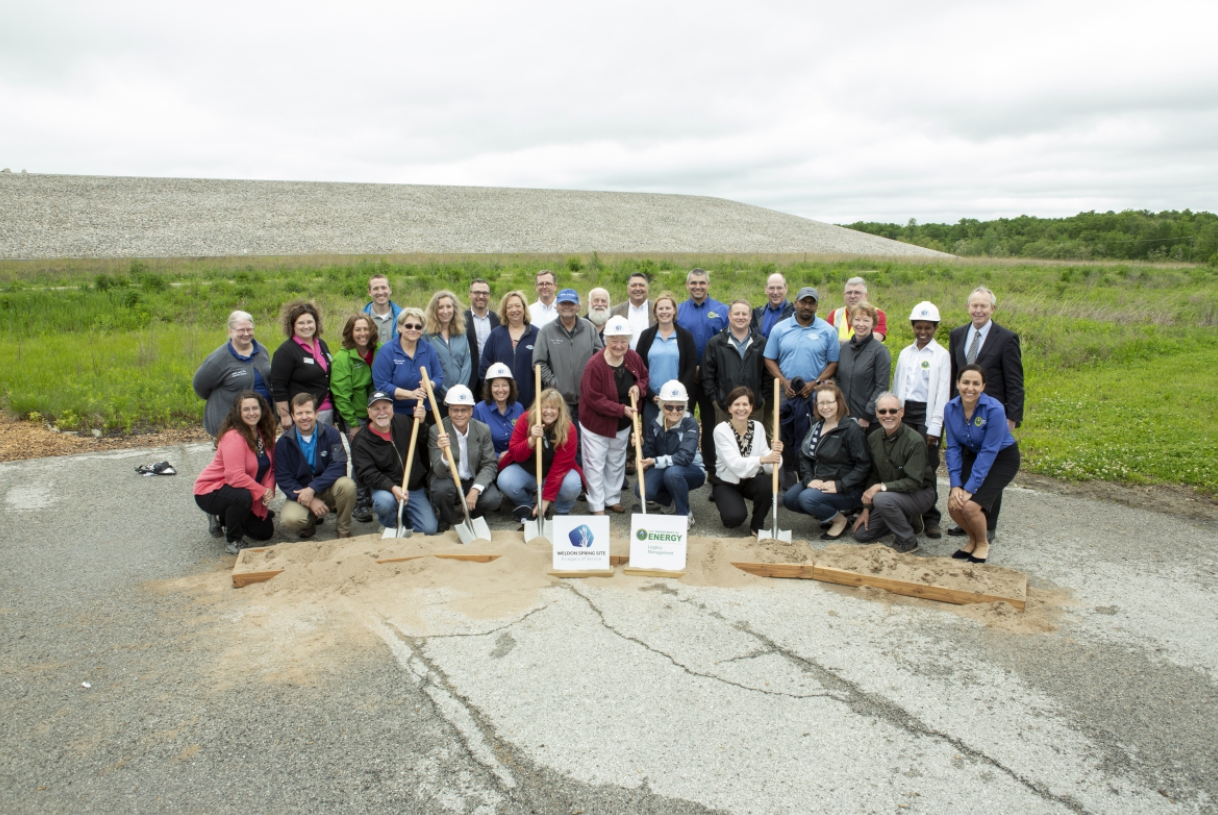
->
<box><xmin>966</xmin><ymin>330</ymin><xmax>981</xmax><ymax>364</ymax></box>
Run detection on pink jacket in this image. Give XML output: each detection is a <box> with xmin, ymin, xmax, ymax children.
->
<box><xmin>193</xmin><ymin>429</ymin><xmax>276</xmax><ymax>519</ymax></box>
<box><xmin>578</xmin><ymin>350</ymin><xmax>649</xmax><ymax>438</ymax></box>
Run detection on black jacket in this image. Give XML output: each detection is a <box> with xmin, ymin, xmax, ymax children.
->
<box><xmin>797</xmin><ymin>417</ymin><xmax>872</xmax><ymax>494</ymax></box>
<box><xmin>270</xmin><ymin>337</ymin><xmax>333</xmax><ymax>408</ymax></box>
<box><xmin>351</xmin><ymin>414</ymin><xmax>430</xmax><ymax>494</ymax></box>
<box><xmin>948</xmin><ymin>321</ymin><xmax>1024</xmax><ymax>426</ymax></box>
<box><xmin>464</xmin><ymin>308</ymin><xmax>501</xmax><ymax>394</ymax></box>
<box><xmin>636</xmin><ymin>324</ymin><xmax>698</xmax><ymax>400</ymax></box>
<box><xmin>273</xmin><ymin>422</ymin><xmax>349</xmax><ymax>502</ymax></box>
<box><xmin>701</xmin><ymin>328</ymin><xmax>772</xmax><ymax>411</ymax></box>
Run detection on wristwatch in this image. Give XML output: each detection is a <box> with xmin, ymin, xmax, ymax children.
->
<box><xmin>880</xmin><ymin>484</ymin><xmax>887</xmax><ymax>492</ymax></box>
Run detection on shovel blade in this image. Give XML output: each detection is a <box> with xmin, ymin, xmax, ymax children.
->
<box><xmin>455</xmin><ymin>515</ymin><xmax>493</xmax><ymax>546</ymax></box>
<box><xmin>758</xmin><ymin>529</ymin><xmax>793</xmax><ymax>543</ymax></box>
<box><xmin>382</xmin><ymin>502</ymin><xmax>413</xmax><ymax>538</ymax></box>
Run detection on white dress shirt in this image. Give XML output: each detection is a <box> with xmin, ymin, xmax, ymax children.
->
<box><xmin>529</xmin><ymin>300</ymin><xmax>558</xmax><ymax>327</ymax></box>
<box><xmin>626</xmin><ymin>301</ymin><xmax>651</xmax><ymax>350</ymax></box>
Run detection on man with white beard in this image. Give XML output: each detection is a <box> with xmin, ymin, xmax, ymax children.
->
<box><xmin>585</xmin><ymin>288</ymin><xmax>611</xmax><ymax>338</ymax></box>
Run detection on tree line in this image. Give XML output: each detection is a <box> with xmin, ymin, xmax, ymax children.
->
<box><xmin>844</xmin><ymin>209</ymin><xmax>1218</xmax><ymax>263</ymax></box>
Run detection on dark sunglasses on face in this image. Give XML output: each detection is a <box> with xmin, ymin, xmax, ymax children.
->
<box><xmin>876</xmin><ymin>408</ymin><xmax>900</xmax><ymax>415</ymax></box>
<box><xmin>663</xmin><ymin>405</ymin><xmax>684</xmax><ymax>412</ymax></box>
<box><xmin>402</xmin><ymin>323</ymin><xmax>423</xmax><ymax>330</ymax></box>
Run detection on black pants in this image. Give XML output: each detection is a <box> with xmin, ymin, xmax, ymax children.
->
<box><xmin>902</xmin><ymin>401</ymin><xmax>942</xmax><ymax>528</ymax></box>
<box><xmin>431</xmin><ymin>477</ymin><xmax>503</xmax><ymax>526</ymax></box>
<box><xmin>694</xmin><ymin>389</ymin><xmax>719</xmax><ymax>484</ymax></box>
<box><xmin>712</xmin><ymin>473</ymin><xmax>772</xmax><ymax>531</ymax></box>
<box><xmin>195</xmin><ymin>485</ymin><xmax>275</xmax><ymax>544</ymax></box>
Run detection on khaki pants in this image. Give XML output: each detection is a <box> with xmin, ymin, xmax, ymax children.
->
<box><xmin>280</xmin><ymin>477</ymin><xmax>356</xmax><ymax>536</ymax></box>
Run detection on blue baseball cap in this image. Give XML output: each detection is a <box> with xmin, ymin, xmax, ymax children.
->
<box><xmin>556</xmin><ymin>288</ymin><xmax>580</xmax><ymax>305</ymax></box>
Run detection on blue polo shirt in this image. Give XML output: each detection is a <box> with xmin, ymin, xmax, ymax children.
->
<box><xmin>677</xmin><ymin>297</ymin><xmax>728</xmax><ymax>361</ymax></box>
<box><xmin>763</xmin><ymin>316</ymin><xmax>839</xmax><ymax>380</ymax></box>
<box><xmin>473</xmin><ymin>400</ymin><xmax>524</xmax><ymax>455</ymax></box>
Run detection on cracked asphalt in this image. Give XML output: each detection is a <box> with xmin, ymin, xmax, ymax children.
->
<box><xmin>2</xmin><ymin>442</ymin><xmax>1216</xmax><ymax>814</ymax></box>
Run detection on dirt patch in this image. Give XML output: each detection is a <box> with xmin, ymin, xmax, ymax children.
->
<box><xmin>815</xmin><ymin>543</ymin><xmax>1026</xmax><ymax>601</ymax></box>
<box><xmin>0</xmin><ymin>415</ymin><xmax>208</xmax><ymax>462</ymax></box>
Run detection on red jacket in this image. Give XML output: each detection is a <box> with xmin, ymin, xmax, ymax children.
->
<box><xmin>578</xmin><ymin>350</ymin><xmax>649</xmax><ymax>438</ymax></box>
<box><xmin>193</xmin><ymin>429</ymin><xmax>276</xmax><ymax>519</ymax></box>
<box><xmin>504</xmin><ymin>417</ymin><xmax>585</xmax><ymax>502</ymax></box>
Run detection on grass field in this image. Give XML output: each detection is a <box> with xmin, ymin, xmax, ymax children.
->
<box><xmin>2</xmin><ymin>253</ymin><xmax>1216</xmax><ymax>493</ymax></box>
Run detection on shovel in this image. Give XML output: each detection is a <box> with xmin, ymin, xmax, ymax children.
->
<box><xmin>522</xmin><ymin>365</ymin><xmax>553</xmax><ymax>544</ymax></box>
<box><xmin>630</xmin><ymin>392</ymin><xmax>646</xmax><ymax>517</ymax></box>
<box><xmin>420</xmin><ymin>367</ymin><xmax>493</xmax><ymax>545</ymax></box>
<box><xmin>760</xmin><ymin>378</ymin><xmax>791</xmax><ymax>543</ymax></box>
<box><xmin>382</xmin><ymin>411</ymin><xmax>422</xmax><ymax>539</ymax></box>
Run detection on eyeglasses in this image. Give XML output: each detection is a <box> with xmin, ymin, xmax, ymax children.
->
<box><xmin>401</xmin><ymin>323</ymin><xmax>423</xmax><ymax>330</ymax></box>
<box><xmin>876</xmin><ymin>408</ymin><xmax>900</xmax><ymax>415</ymax></box>
<box><xmin>662</xmin><ymin>405</ymin><xmax>684</xmax><ymax>412</ymax></box>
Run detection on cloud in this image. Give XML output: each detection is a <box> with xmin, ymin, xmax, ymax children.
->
<box><xmin>2</xmin><ymin>0</ymin><xmax>1216</xmax><ymax>223</ymax></box>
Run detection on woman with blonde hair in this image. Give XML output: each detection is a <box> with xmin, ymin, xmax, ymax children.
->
<box><xmin>372</xmin><ymin>306</ymin><xmax>443</xmax><ymax>419</ymax></box>
<box><xmin>478</xmin><ymin>290</ymin><xmax>540</xmax><ymax>410</ymax></box>
<box><xmin>424</xmin><ymin>290</ymin><xmax>471</xmax><ymax>410</ymax></box>
<box><xmin>497</xmin><ymin>388</ymin><xmax>585</xmax><ymax>521</ymax></box>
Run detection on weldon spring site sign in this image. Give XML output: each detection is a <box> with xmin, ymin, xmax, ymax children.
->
<box><xmin>551</xmin><ymin>516</ymin><xmax>611</xmax><ymax>572</ymax></box>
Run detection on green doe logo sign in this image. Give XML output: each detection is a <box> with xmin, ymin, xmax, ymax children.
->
<box><xmin>636</xmin><ymin>528</ymin><xmax>683</xmax><ymax>542</ymax></box>
<box><xmin>636</xmin><ymin>528</ymin><xmax>648</xmax><ymax>540</ymax></box>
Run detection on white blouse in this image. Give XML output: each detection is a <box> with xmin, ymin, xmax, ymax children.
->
<box><xmin>713</xmin><ymin>420</ymin><xmax>774</xmax><ymax>484</ymax></box>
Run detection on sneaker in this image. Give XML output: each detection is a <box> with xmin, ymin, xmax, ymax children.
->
<box><xmin>687</xmin><ymin>516</ymin><xmax>695</xmax><ymax>531</ymax></box>
<box><xmin>224</xmin><ymin>539</ymin><xmax>244</xmax><ymax>555</ymax></box>
<box><xmin>892</xmin><ymin>539</ymin><xmax>920</xmax><ymax>554</ymax></box>
<box><xmin>646</xmin><ymin>500</ymin><xmax>662</xmax><ymax>511</ymax></box>
<box><xmin>208</xmin><ymin>514</ymin><xmax>223</xmax><ymax>538</ymax></box>
<box><xmin>352</xmin><ymin>504</ymin><xmax>374</xmax><ymax>524</ymax></box>
<box><xmin>925</xmin><ymin>524</ymin><xmax>942</xmax><ymax>539</ymax></box>
<box><xmin>513</xmin><ymin>505</ymin><xmax>534</xmax><ymax>524</ymax></box>
<box><xmin>659</xmin><ymin>503</ymin><xmax>676</xmax><ymax>516</ymax></box>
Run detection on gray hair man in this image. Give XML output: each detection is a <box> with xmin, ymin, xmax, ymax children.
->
<box><xmin>533</xmin><ymin>288</ymin><xmax>603</xmax><ymax>429</ymax></box>
<box><xmin>827</xmin><ymin>276</ymin><xmax>888</xmax><ymax>342</ymax></box>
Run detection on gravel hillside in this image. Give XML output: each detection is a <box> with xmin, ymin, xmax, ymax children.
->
<box><xmin>0</xmin><ymin>173</ymin><xmax>947</xmax><ymax>259</ymax></box>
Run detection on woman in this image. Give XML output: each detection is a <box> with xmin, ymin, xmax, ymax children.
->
<box><xmin>193</xmin><ymin>391</ymin><xmax>277</xmax><ymax>555</ymax></box>
<box><xmin>330</xmin><ymin>313</ymin><xmax>379</xmax><ymax>523</ymax></box>
<box><xmin>712</xmin><ymin>386</ymin><xmax>783</xmax><ymax>533</ymax></box>
<box><xmin>945</xmin><ymin>364</ymin><xmax>1020</xmax><ymax>564</ymax></box>
<box><xmin>193</xmin><ymin>309</ymin><xmax>273</xmax><ymax>438</ymax></box>
<box><xmin>372</xmin><ymin>307</ymin><xmax>443</xmax><ymax>418</ymax></box>
<box><xmin>835</xmin><ymin>301</ymin><xmax>891</xmax><ymax>434</ymax></box>
<box><xmin>635</xmin><ymin>292</ymin><xmax>697</xmax><ymax>427</ymax></box>
<box><xmin>270</xmin><ymin>300</ymin><xmax>334</xmax><ymax>430</ymax></box>
<box><xmin>497</xmin><ymin>388</ymin><xmax>585</xmax><ymax>520</ymax></box>
<box><xmin>424</xmin><ymin>290</ymin><xmax>471</xmax><ymax>410</ymax></box>
<box><xmin>478</xmin><ymin>291</ymin><xmax>540</xmax><ymax>410</ymax></box>
<box><xmin>634</xmin><ymin>380</ymin><xmax>704</xmax><ymax>529</ymax></box>
<box><xmin>473</xmin><ymin>361</ymin><xmax>525</xmax><ymax>465</ymax></box>
<box><xmin>783</xmin><ymin>383</ymin><xmax>871</xmax><ymax>540</ymax></box>
<box><xmin>578</xmin><ymin>317</ymin><xmax>649</xmax><ymax>515</ymax></box>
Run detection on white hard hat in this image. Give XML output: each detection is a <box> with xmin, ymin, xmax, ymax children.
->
<box><xmin>444</xmin><ymin>385</ymin><xmax>476</xmax><ymax>406</ymax></box>
<box><xmin>909</xmin><ymin>301</ymin><xmax>941</xmax><ymax>322</ymax></box>
<box><xmin>658</xmin><ymin>380</ymin><xmax>688</xmax><ymax>402</ymax></box>
<box><xmin>484</xmin><ymin>362</ymin><xmax>514</xmax><ymax>380</ymax></box>
<box><xmin>603</xmin><ymin>316</ymin><xmax>632</xmax><ymax>337</ymax></box>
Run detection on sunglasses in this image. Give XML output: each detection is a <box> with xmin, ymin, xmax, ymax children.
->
<box><xmin>401</xmin><ymin>323</ymin><xmax>423</xmax><ymax>330</ymax></box>
<box><xmin>876</xmin><ymin>408</ymin><xmax>900</xmax><ymax>415</ymax></box>
<box><xmin>662</xmin><ymin>405</ymin><xmax>685</xmax><ymax>412</ymax></box>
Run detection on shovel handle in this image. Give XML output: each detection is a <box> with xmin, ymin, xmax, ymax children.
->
<box><xmin>534</xmin><ymin>364</ymin><xmax>544</xmax><ymax>484</ymax></box>
<box><xmin>772</xmin><ymin>378</ymin><xmax>780</xmax><ymax>494</ymax></box>
<box><xmin>399</xmin><ymin>413</ymin><xmax>422</xmax><ymax>493</ymax></box>
<box><xmin>630</xmin><ymin>392</ymin><xmax>646</xmax><ymax>514</ymax></box>
<box><xmin>420</xmin><ymin>367</ymin><xmax>463</xmax><ymax>496</ymax></box>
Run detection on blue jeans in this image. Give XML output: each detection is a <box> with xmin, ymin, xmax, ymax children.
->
<box><xmin>372</xmin><ymin>488</ymin><xmax>439</xmax><ymax>535</ymax></box>
<box><xmin>783</xmin><ymin>484</ymin><xmax>861</xmax><ymax>523</ymax></box>
<box><xmin>633</xmin><ymin>464</ymin><xmax>705</xmax><ymax>516</ymax></box>
<box><xmin>497</xmin><ymin>463</ymin><xmax>582</xmax><ymax>514</ymax></box>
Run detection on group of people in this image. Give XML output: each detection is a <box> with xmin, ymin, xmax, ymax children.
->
<box><xmin>192</xmin><ymin>267</ymin><xmax>1025</xmax><ymax>564</ymax></box>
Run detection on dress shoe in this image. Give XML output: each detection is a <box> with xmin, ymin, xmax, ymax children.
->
<box><xmin>925</xmin><ymin>524</ymin><xmax>942</xmax><ymax>539</ymax></box>
<box><xmin>948</xmin><ymin>526</ymin><xmax>967</xmax><ymax>536</ymax></box>
<box><xmin>608</xmin><ymin>503</ymin><xmax>625</xmax><ymax>514</ymax></box>
<box><xmin>951</xmin><ymin>549</ymin><xmax>972</xmax><ymax>559</ymax></box>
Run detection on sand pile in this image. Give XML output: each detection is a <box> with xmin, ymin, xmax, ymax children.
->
<box><xmin>815</xmin><ymin>543</ymin><xmax>1026</xmax><ymax>600</ymax></box>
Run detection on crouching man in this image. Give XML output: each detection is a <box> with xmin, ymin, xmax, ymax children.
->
<box><xmin>274</xmin><ymin>393</ymin><xmax>356</xmax><ymax>539</ymax></box>
<box><xmin>852</xmin><ymin>392</ymin><xmax>937</xmax><ymax>554</ymax></box>
<box><xmin>351</xmin><ymin>391</ymin><xmax>438</xmax><ymax>535</ymax></box>
<box><xmin>428</xmin><ymin>385</ymin><xmax>502</xmax><ymax>530</ymax></box>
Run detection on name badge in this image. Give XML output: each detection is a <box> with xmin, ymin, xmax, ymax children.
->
<box><xmin>302</xmin><ymin>357</ymin><xmax>315</xmax><ymax>365</ymax></box>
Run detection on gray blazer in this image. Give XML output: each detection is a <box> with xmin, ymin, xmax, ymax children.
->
<box><xmin>836</xmin><ymin>336</ymin><xmax>892</xmax><ymax>424</ymax></box>
<box><xmin>427</xmin><ymin>418</ymin><xmax>498</xmax><ymax>491</ymax></box>
<box><xmin>609</xmin><ymin>300</ymin><xmax>656</xmax><ymax>327</ymax></box>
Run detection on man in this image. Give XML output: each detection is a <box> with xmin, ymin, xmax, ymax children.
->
<box><xmin>274</xmin><ymin>393</ymin><xmax>357</xmax><ymax>539</ymax></box>
<box><xmin>764</xmin><ymin>287</ymin><xmax>839</xmax><ymax>480</ymax></box>
<box><xmin>702</xmin><ymin>299</ymin><xmax>771</xmax><ymax>433</ymax></box>
<box><xmin>350</xmin><ymin>392</ymin><xmax>439</xmax><ymax>535</ymax></box>
<box><xmin>464</xmin><ymin>279</ymin><xmax>500</xmax><ymax>393</ymax></box>
<box><xmin>529</xmin><ymin>270</ymin><xmax>559</xmax><ymax>327</ymax></box>
<box><xmin>534</xmin><ymin>288</ymin><xmax>603</xmax><ymax>426</ymax></box>
<box><xmin>363</xmin><ymin>274</ymin><xmax>403</xmax><ymax>346</ymax></box>
<box><xmin>586</xmin><ymin>287</ymin><xmax>612</xmax><ymax>338</ymax></box>
<box><xmin>676</xmin><ymin>268</ymin><xmax>729</xmax><ymax>486</ymax></box>
<box><xmin>610</xmin><ymin>272</ymin><xmax>654</xmax><ymax>349</ymax></box>
<box><xmin>947</xmin><ymin>286</ymin><xmax>1024</xmax><ymax>541</ymax></box>
<box><xmin>851</xmin><ymin>393</ymin><xmax>937</xmax><ymax>554</ymax></box>
<box><xmin>827</xmin><ymin>276</ymin><xmax>888</xmax><ymax>342</ymax></box>
<box><xmin>428</xmin><ymin>385</ymin><xmax>502</xmax><ymax>529</ymax></box>
<box><xmin>750</xmin><ymin>273</ymin><xmax>794</xmax><ymax>339</ymax></box>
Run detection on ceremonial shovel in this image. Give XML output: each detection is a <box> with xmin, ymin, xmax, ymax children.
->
<box><xmin>382</xmin><ymin>409</ymin><xmax>422</xmax><ymax>539</ymax></box>
<box><xmin>522</xmin><ymin>365</ymin><xmax>553</xmax><ymax>544</ymax></box>
<box><xmin>421</xmin><ymin>367</ymin><xmax>492</xmax><ymax>545</ymax></box>
<box><xmin>630</xmin><ymin>392</ymin><xmax>646</xmax><ymax>517</ymax></box>
<box><xmin>760</xmin><ymin>378</ymin><xmax>791</xmax><ymax>543</ymax></box>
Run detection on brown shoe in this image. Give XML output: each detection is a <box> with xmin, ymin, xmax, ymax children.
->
<box><xmin>608</xmin><ymin>503</ymin><xmax>625</xmax><ymax>514</ymax></box>
<box><xmin>338</xmin><ymin>532</ymin><xmax>352</xmax><ymax>539</ymax></box>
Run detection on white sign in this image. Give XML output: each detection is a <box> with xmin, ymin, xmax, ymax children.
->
<box><xmin>628</xmin><ymin>513</ymin><xmax>687</xmax><ymax>571</ymax></box>
<box><xmin>552</xmin><ymin>515</ymin><xmax>611</xmax><ymax>572</ymax></box>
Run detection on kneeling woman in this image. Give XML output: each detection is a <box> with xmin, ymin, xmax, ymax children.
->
<box><xmin>498</xmin><ymin>388</ymin><xmax>585</xmax><ymax>520</ymax></box>
<box><xmin>634</xmin><ymin>380</ymin><xmax>705</xmax><ymax>529</ymax></box>
<box><xmin>945</xmin><ymin>364</ymin><xmax>1019</xmax><ymax>564</ymax></box>
<box><xmin>712</xmin><ymin>386</ymin><xmax>783</xmax><ymax>533</ymax></box>
<box><xmin>783</xmin><ymin>383</ymin><xmax>871</xmax><ymax>540</ymax></box>
<box><xmin>193</xmin><ymin>391</ymin><xmax>278</xmax><ymax>554</ymax></box>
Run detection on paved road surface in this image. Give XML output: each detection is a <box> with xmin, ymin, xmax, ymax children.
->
<box><xmin>2</xmin><ymin>442</ymin><xmax>1215</xmax><ymax>814</ymax></box>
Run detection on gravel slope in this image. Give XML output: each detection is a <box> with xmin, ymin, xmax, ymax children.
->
<box><xmin>0</xmin><ymin>173</ymin><xmax>947</xmax><ymax>259</ymax></box>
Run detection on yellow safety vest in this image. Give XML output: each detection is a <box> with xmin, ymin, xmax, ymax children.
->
<box><xmin>832</xmin><ymin>307</ymin><xmax>853</xmax><ymax>340</ymax></box>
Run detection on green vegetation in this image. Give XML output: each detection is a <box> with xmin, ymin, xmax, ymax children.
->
<box><xmin>1</xmin><ymin>253</ymin><xmax>1216</xmax><ymax>493</ymax></box>
<box><xmin>845</xmin><ymin>210</ymin><xmax>1218</xmax><ymax>263</ymax></box>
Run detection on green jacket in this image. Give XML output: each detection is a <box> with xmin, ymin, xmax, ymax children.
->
<box><xmin>330</xmin><ymin>345</ymin><xmax>375</xmax><ymax>429</ymax></box>
<box><xmin>864</xmin><ymin>422</ymin><xmax>936</xmax><ymax>497</ymax></box>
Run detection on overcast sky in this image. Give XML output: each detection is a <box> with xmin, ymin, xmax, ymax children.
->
<box><xmin>3</xmin><ymin>0</ymin><xmax>1215</xmax><ymax>224</ymax></box>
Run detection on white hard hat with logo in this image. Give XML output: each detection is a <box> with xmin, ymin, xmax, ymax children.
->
<box><xmin>444</xmin><ymin>385</ymin><xmax>476</xmax><ymax>406</ymax></box>
<box><xmin>909</xmin><ymin>301</ymin><xmax>941</xmax><ymax>322</ymax></box>
<box><xmin>658</xmin><ymin>380</ymin><xmax>688</xmax><ymax>402</ymax></box>
<box><xmin>603</xmin><ymin>316</ymin><xmax>632</xmax><ymax>337</ymax></box>
<box><xmin>484</xmin><ymin>362</ymin><xmax>514</xmax><ymax>380</ymax></box>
